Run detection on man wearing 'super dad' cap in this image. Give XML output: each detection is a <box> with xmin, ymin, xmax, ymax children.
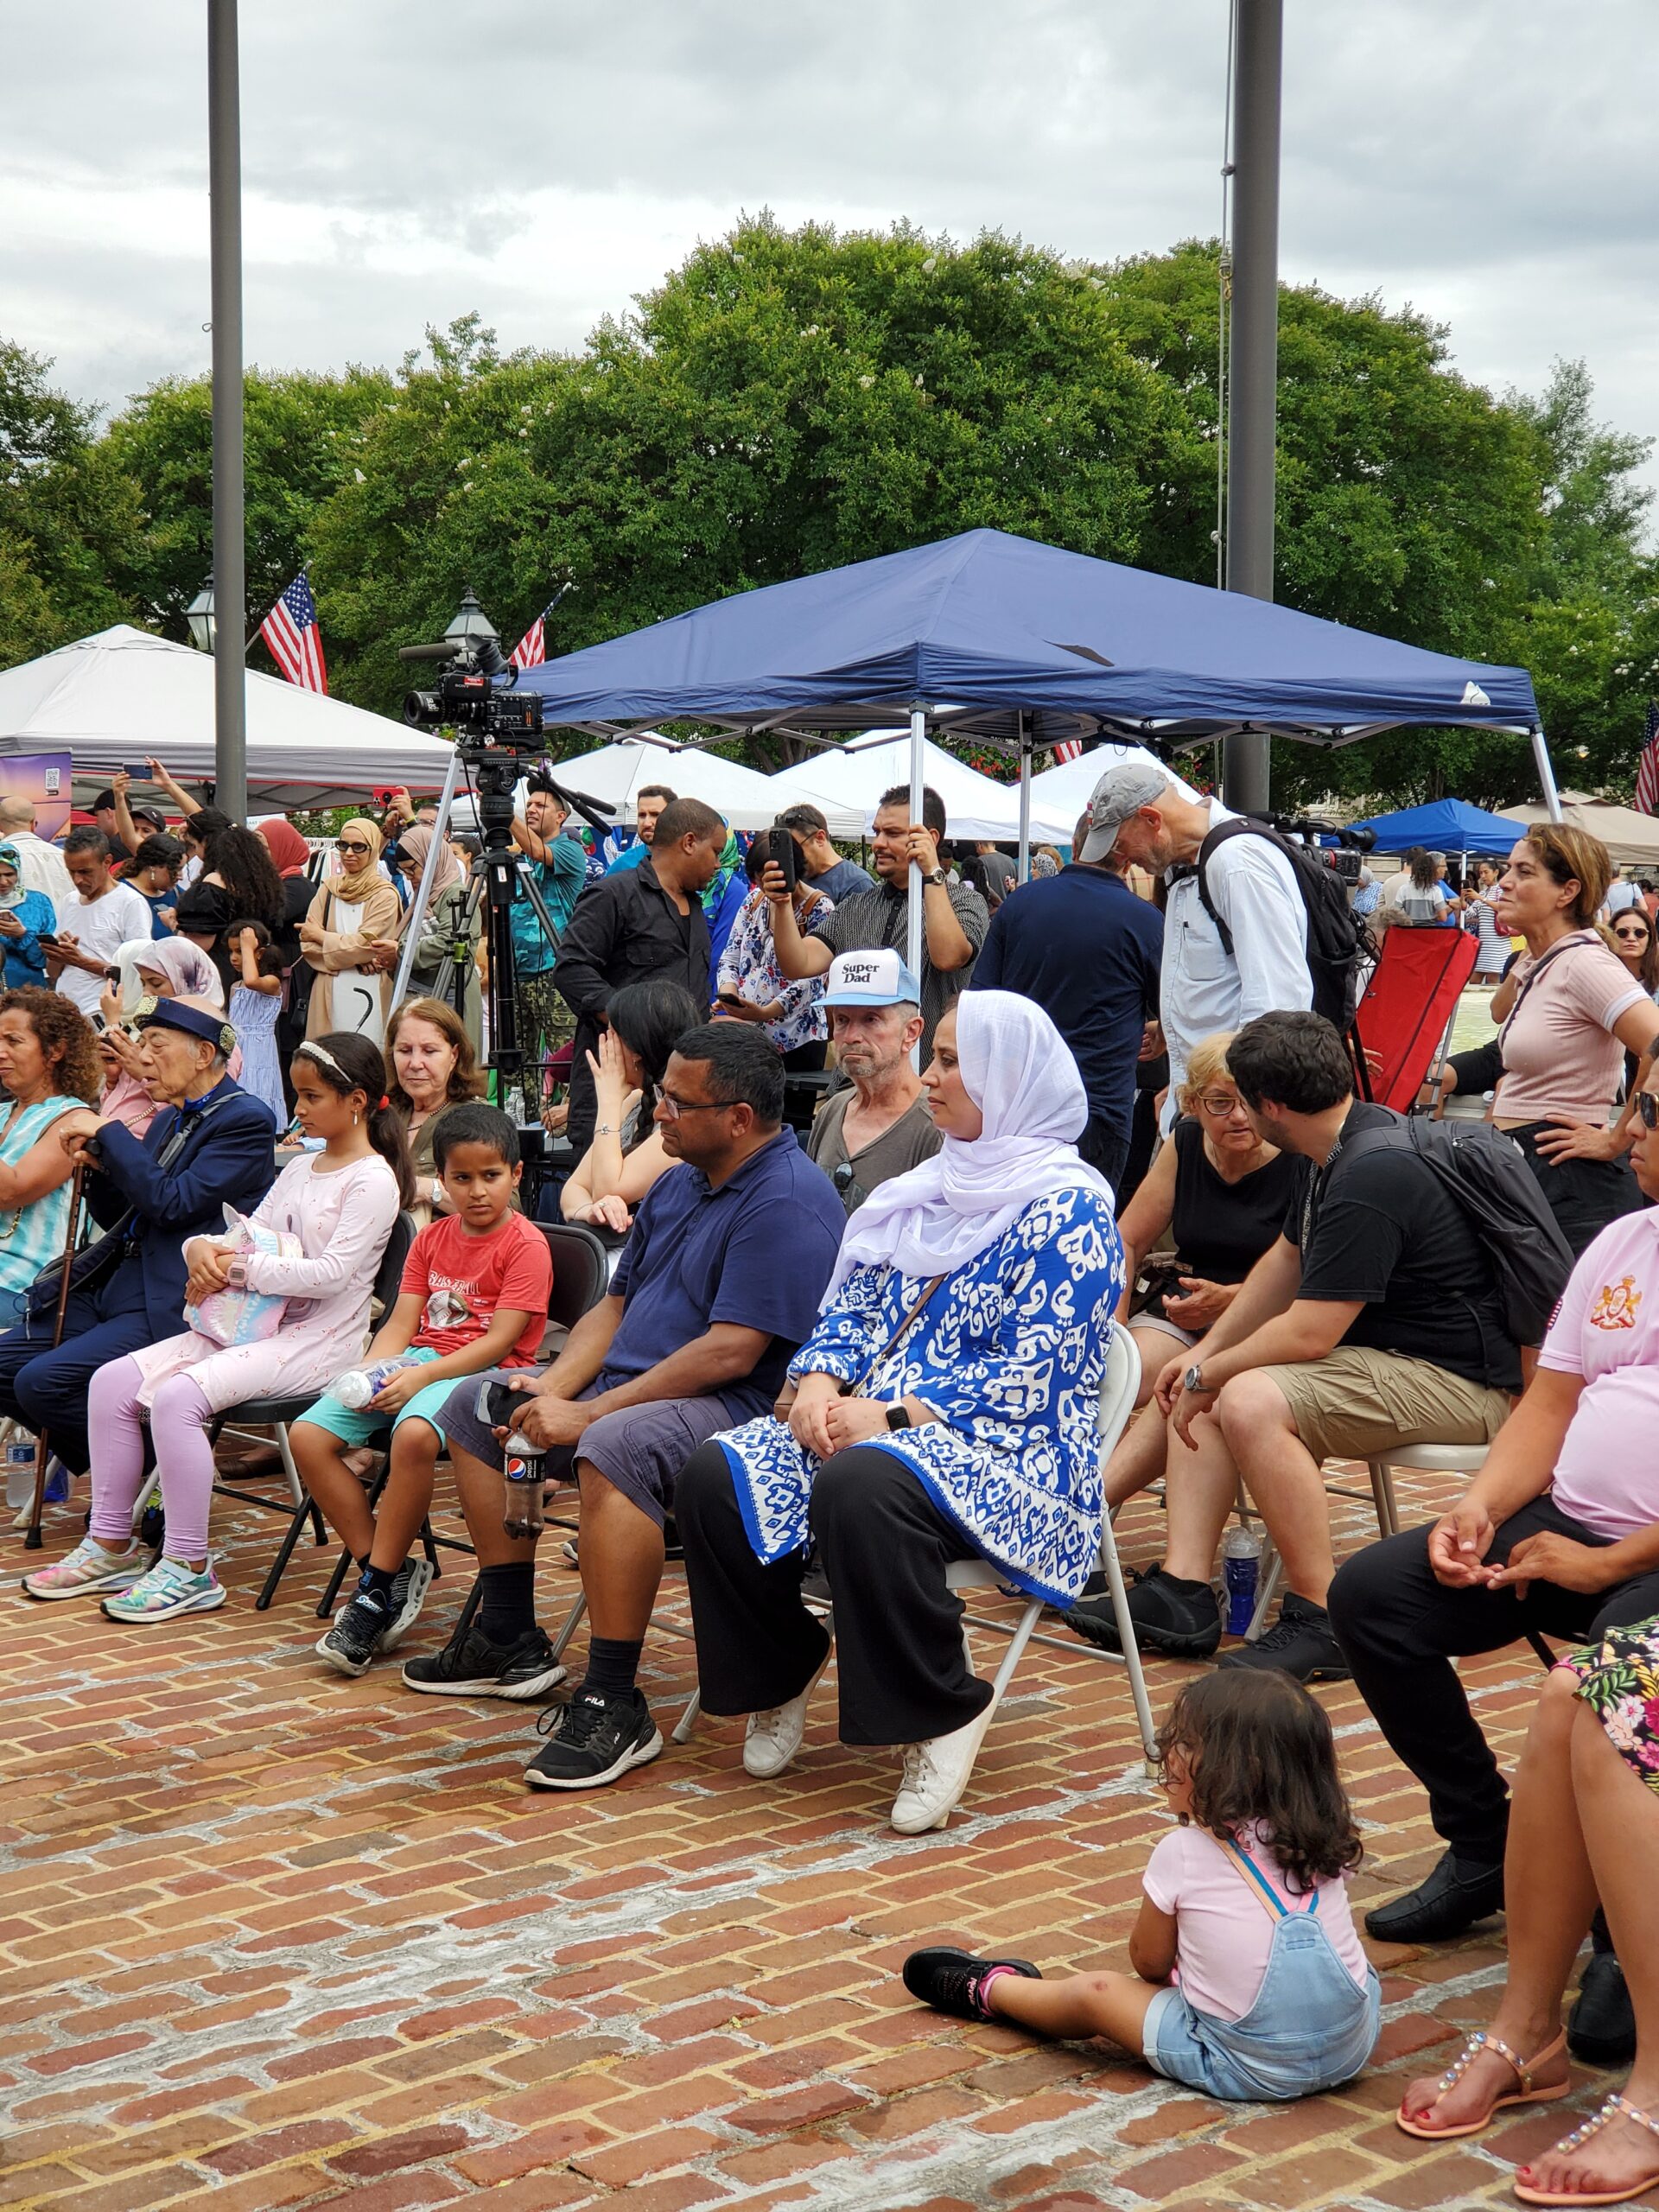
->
<box><xmin>806</xmin><ymin>950</ymin><xmax>941</xmax><ymax>1214</ymax></box>
<box><xmin>1075</xmin><ymin>761</ymin><xmax>1313</xmax><ymax>1122</ymax></box>
<box><xmin>0</xmin><ymin>993</ymin><xmax>276</xmax><ymax>1480</ymax></box>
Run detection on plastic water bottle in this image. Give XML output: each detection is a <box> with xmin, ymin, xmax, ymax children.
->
<box><xmin>502</xmin><ymin>1433</ymin><xmax>548</xmax><ymax>1540</ymax></box>
<box><xmin>334</xmin><ymin>1354</ymin><xmax>426</xmax><ymax>1410</ymax></box>
<box><xmin>3</xmin><ymin>1433</ymin><xmax>37</xmax><ymax>1510</ymax></box>
<box><xmin>1222</xmin><ymin>1528</ymin><xmax>1263</xmax><ymax>1636</ymax></box>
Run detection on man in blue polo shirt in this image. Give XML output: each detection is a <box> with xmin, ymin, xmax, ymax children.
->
<box><xmin>969</xmin><ymin>831</ymin><xmax>1164</xmax><ymax>1190</ymax></box>
<box><xmin>421</xmin><ymin>1021</ymin><xmax>845</xmax><ymax>1790</ymax></box>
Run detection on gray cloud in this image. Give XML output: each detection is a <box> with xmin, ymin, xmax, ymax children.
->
<box><xmin>4</xmin><ymin>0</ymin><xmax>1656</xmax><ymax>516</ymax></box>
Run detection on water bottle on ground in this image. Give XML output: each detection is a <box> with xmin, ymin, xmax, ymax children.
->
<box><xmin>334</xmin><ymin>1354</ymin><xmax>426</xmax><ymax>1410</ymax></box>
<box><xmin>3</xmin><ymin>1429</ymin><xmax>37</xmax><ymax>1510</ymax></box>
<box><xmin>502</xmin><ymin>1433</ymin><xmax>548</xmax><ymax>1540</ymax></box>
<box><xmin>1222</xmin><ymin>1526</ymin><xmax>1264</xmax><ymax>1637</ymax></box>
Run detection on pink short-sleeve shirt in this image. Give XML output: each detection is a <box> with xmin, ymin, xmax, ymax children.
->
<box><xmin>1539</xmin><ymin>1211</ymin><xmax>1659</xmax><ymax>1539</ymax></box>
<box><xmin>1496</xmin><ymin>932</ymin><xmax>1645</xmax><ymax>1127</ymax></box>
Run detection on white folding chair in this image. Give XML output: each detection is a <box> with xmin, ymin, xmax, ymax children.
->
<box><xmin>1247</xmin><ymin>1440</ymin><xmax>1490</xmax><ymax>1638</ymax></box>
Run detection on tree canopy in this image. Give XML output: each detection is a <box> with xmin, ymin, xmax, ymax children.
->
<box><xmin>2</xmin><ymin>218</ymin><xmax>1653</xmax><ymax>811</ymax></box>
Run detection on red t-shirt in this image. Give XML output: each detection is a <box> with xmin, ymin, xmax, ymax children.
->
<box><xmin>402</xmin><ymin>1211</ymin><xmax>551</xmax><ymax>1367</ymax></box>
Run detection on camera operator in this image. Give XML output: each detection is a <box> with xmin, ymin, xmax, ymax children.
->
<box><xmin>509</xmin><ymin>779</ymin><xmax>588</xmax><ymax>1105</ymax></box>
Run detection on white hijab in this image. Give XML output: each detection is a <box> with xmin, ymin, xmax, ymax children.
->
<box><xmin>826</xmin><ymin>989</ymin><xmax>1114</xmax><ymax>1296</ymax></box>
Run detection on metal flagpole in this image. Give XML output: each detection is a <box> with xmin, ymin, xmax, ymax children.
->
<box><xmin>207</xmin><ymin>0</ymin><xmax>247</xmax><ymax>823</ymax></box>
<box><xmin>1221</xmin><ymin>0</ymin><xmax>1281</xmax><ymax>818</ymax></box>
<box><xmin>1016</xmin><ymin>713</ymin><xmax>1033</xmax><ymax>883</ymax></box>
<box><xmin>389</xmin><ymin>743</ymin><xmax>466</xmax><ymax>1009</ymax></box>
<box><xmin>907</xmin><ymin>703</ymin><xmax>926</xmax><ymax>1067</ymax></box>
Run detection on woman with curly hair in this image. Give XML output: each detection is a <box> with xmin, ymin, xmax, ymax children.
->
<box><xmin>0</xmin><ymin>988</ymin><xmax>103</xmax><ymax>1324</ymax></box>
<box><xmin>174</xmin><ymin>824</ymin><xmax>285</xmax><ymax>993</ymax></box>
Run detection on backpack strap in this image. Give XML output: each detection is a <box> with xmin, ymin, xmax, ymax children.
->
<box><xmin>1190</xmin><ymin>817</ymin><xmax>1265</xmax><ymax>957</ymax></box>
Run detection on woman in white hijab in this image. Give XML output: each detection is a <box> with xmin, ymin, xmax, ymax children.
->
<box><xmin>675</xmin><ymin>990</ymin><xmax>1125</xmax><ymax>1835</ymax></box>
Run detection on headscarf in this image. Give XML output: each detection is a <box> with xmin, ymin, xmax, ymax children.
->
<box><xmin>0</xmin><ymin>842</ymin><xmax>25</xmax><ymax>912</ymax></box>
<box><xmin>700</xmin><ymin>827</ymin><xmax>741</xmax><ymax>920</ymax></box>
<box><xmin>825</xmin><ymin>990</ymin><xmax>1115</xmax><ymax>1296</ymax></box>
<box><xmin>332</xmin><ymin>818</ymin><xmax>384</xmax><ymax>892</ymax></box>
<box><xmin>112</xmin><ymin>936</ymin><xmax>226</xmax><ymax>1015</ymax></box>
<box><xmin>394</xmin><ymin>824</ymin><xmax>463</xmax><ymax>934</ymax></box>
<box><xmin>257</xmin><ymin>817</ymin><xmax>312</xmax><ymax>878</ymax></box>
<box><xmin>1031</xmin><ymin>851</ymin><xmax>1059</xmax><ymax>879</ymax></box>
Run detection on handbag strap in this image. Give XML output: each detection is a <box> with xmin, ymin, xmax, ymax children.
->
<box><xmin>1497</xmin><ymin>931</ymin><xmax>1597</xmax><ymax>1061</ymax></box>
<box><xmin>841</xmin><ymin>1273</ymin><xmax>948</xmax><ymax>1397</ymax></box>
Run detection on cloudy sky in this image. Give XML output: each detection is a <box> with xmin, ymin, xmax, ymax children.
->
<box><xmin>7</xmin><ymin>1</ymin><xmax>1656</xmax><ymax>514</ymax></box>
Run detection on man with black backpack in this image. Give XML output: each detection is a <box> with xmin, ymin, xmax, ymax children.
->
<box><xmin>1068</xmin><ymin>1012</ymin><xmax>1543</xmax><ymax>1683</ymax></box>
<box><xmin>1077</xmin><ymin>765</ymin><xmax>1344</xmax><ymax>1127</ymax></box>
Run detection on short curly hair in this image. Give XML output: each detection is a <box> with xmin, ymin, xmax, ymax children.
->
<box><xmin>0</xmin><ymin>987</ymin><xmax>102</xmax><ymax>1104</ymax></box>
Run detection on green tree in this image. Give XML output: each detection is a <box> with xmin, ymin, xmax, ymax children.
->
<box><xmin>0</xmin><ymin>339</ymin><xmax>138</xmax><ymax>661</ymax></box>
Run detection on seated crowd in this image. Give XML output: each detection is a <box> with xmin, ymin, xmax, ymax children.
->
<box><xmin>11</xmin><ymin>780</ymin><xmax>1659</xmax><ymax>2186</ymax></box>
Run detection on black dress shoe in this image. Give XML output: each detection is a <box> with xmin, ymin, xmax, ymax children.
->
<box><xmin>1363</xmin><ymin>1847</ymin><xmax>1505</xmax><ymax>1942</ymax></box>
<box><xmin>1567</xmin><ymin>1948</ymin><xmax>1637</xmax><ymax>2068</ymax></box>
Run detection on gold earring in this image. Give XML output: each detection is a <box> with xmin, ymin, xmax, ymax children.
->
<box><xmin>353</xmin><ymin>1111</ymin><xmax>359</xmax><ymax>1127</ymax></box>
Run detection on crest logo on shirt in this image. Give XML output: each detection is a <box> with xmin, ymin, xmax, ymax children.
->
<box><xmin>1589</xmin><ymin>1275</ymin><xmax>1642</xmax><ymax>1331</ymax></box>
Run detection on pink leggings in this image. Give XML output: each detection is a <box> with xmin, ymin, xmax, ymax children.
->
<box><xmin>88</xmin><ymin>1357</ymin><xmax>218</xmax><ymax>1563</ymax></box>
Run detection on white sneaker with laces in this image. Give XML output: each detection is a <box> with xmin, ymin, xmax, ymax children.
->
<box><xmin>22</xmin><ymin>1535</ymin><xmax>148</xmax><ymax>1601</ymax></box>
<box><xmin>743</xmin><ymin>1652</ymin><xmax>830</xmax><ymax>1778</ymax></box>
<box><xmin>890</xmin><ymin>1698</ymin><xmax>999</xmax><ymax>1834</ymax></box>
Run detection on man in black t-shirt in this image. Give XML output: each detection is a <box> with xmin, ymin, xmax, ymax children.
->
<box><xmin>1124</xmin><ymin>1012</ymin><xmax>1518</xmax><ymax>1683</ymax></box>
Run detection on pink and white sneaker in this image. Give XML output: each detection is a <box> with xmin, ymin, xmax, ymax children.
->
<box><xmin>103</xmin><ymin>1558</ymin><xmax>226</xmax><ymax>1623</ymax></box>
<box><xmin>22</xmin><ymin>1535</ymin><xmax>149</xmax><ymax>1601</ymax></box>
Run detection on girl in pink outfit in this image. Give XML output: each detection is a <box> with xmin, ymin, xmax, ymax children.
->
<box><xmin>24</xmin><ymin>1032</ymin><xmax>413</xmax><ymax>1622</ymax></box>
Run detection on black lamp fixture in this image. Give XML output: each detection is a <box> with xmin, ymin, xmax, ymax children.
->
<box><xmin>443</xmin><ymin>586</ymin><xmax>500</xmax><ymax>658</ymax></box>
<box><xmin>186</xmin><ymin>578</ymin><xmax>217</xmax><ymax>653</ymax></box>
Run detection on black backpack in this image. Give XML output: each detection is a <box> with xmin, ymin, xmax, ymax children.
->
<box><xmin>1196</xmin><ymin>817</ymin><xmax>1362</xmax><ymax>1031</ymax></box>
<box><xmin>1344</xmin><ymin>1115</ymin><xmax>1575</xmax><ymax>1349</ymax></box>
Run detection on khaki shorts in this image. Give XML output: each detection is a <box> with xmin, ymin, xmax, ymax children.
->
<box><xmin>1257</xmin><ymin>1344</ymin><xmax>1512</xmax><ymax>1466</ymax></box>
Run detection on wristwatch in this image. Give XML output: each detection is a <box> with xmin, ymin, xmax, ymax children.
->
<box><xmin>922</xmin><ymin>869</ymin><xmax>947</xmax><ymax>887</ymax></box>
<box><xmin>885</xmin><ymin>1402</ymin><xmax>913</xmax><ymax>1431</ymax></box>
<box><xmin>1182</xmin><ymin>1363</ymin><xmax>1211</xmax><ymax>1395</ymax></box>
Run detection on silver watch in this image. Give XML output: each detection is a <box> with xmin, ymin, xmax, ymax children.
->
<box><xmin>1182</xmin><ymin>1363</ymin><xmax>1210</xmax><ymax>1395</ymax></box>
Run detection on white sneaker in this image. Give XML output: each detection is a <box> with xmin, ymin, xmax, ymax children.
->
<box><xmin>890</xmin><ymin>1699</ymin><xmax>999</xmax><ymax>1834</ymax></box>
<box><xmin>22</xmin><ymin>1535</ymin><xmax>148</xmax><ymax>1601</ymax></box>
<box><xmin>743</xmin><ymin>1652</ymin><xmax>830</xmax><ymax>1778</ymax></box>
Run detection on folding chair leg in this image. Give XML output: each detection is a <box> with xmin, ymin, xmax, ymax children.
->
<box><xmin>549</xmin><ymin>1590</ymin><xmax>588</xmax><ymax>1662</ymax></box>
<box><xmin>1098</xmin><ymin>1523</ymin><xmax>1160</xmax><ymax>1764</ymax></box>
<box><xmin>257</xmin><ymin>1493</ymin><xmax>321</xmax><ymax>1611</ymax></box>
<box><xmin>1247</xmin><ymin>1548</ymin><xmax>1282</xmax><ymax>1641</ymax></box>
<box><xmin>671</xmin><ymin>1686</ymin><xmax>702</xmax><ymax>1745</ymax></box>
<box><xmin>1367</xmin><ymin>1459</ymin><xmax>1400</xmax><ymax>1539</ymax></box>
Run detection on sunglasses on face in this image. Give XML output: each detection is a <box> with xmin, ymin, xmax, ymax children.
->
<box><xmin>1637</xmin><ymin>1092</ymin><xmax>1659</xmax><ymax>1131</ymax></box>
<box><xmin>338</xmin><ymin>840</ymin><xmax>372</xmax><ymax>855</ymax></box>
<box><xmin>1616</xmin><ymin>926</ymin><xmax>1649</xmax><ymax>941</ymax></box>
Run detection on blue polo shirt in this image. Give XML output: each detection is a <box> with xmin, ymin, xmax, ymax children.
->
<box><xmin>970</xmin><ymin>864</ymin><xmax>1164</xmax><ymax>1142</ymax></box>
<box><xmin>601</xmin><ymin>1127</ymin><xmax>845</xmax><ymax>1421</ymax></box>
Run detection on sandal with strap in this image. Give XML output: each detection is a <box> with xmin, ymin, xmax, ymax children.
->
<box><xmin>1397</xmin><ymin>2028</ymin><xmax>1571</xmax><ymax>2140</ymax></box>
<box><xmin>1515</xmin><ymin>2092</ymin><xmax>1659</xmax><ymax>2208</ymax></box>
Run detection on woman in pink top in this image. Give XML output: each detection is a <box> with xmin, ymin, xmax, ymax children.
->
<box><xmin>23</xmin><ymin>1032</ymin><xmax>412</xmax><ymax>1624</ymax></box>
<box><xmin>1443</xmin><ymin>826</ymin><xmax>1659</xmax><ymax>1255</ymax></box>
<box><xmin>901</xmin><ymin>1671</ymin><xmax>1379</xmax><ymax>2102</ymax></box>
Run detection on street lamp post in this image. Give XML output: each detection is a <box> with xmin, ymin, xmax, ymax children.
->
<box><xmin>207</xmin><ymin>0</ymin><xmax>246</xmax><ymax>823</ymax></box>
<box><xmin>186</xmin><ymin>580</ymin><xmax>216</xmax><ymax>655</ymax></box>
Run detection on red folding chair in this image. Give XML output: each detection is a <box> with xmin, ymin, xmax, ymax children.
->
<box><xmin>1353</xmin><ymin>926</ymin><xmax>1479</xmax><ymax>1111</ymax></box>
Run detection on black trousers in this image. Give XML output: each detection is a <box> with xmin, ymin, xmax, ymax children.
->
<box><xmin>1077</xmin><ymin>1116</ymin><xmax>1129</xmax><ymax>1192</ymax></box>
<box><xmin>1328</xmin><ymin>1495</ymin><xmax>1659</xmax><ymax>1862</ymax></box>
<box><xmin>676</xmin><ymin>1442</ymin><xmax>994</xmax><ymax>1747</ymax></box>
<box><xmin>0</xmin><ymin>1265</ymin><xmax>153</xmax><ymax>1477</ymax></box>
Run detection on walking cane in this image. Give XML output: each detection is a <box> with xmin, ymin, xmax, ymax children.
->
<box><xmin>23</xmin><ymin>1159</ymin><xmax>88</xmax><ymax>1552</ymax></box>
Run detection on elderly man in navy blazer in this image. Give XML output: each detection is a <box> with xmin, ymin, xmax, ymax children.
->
<box><xmin>0</xmin><ymin>996</ymin><xmax>276</xmax><ymax>1478</ymax></box>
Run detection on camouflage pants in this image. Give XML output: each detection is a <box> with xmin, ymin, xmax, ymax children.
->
<box><xmin>515</xmin><ymin>966</ymin><xmax>575</xmax><ymax>1116</ymax></box>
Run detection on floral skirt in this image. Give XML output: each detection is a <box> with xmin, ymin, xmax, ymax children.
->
<box><xmin>1555</xmin><ymin>1614</ymin><xmax>1659</xmax><ymax>1787</ymax></box>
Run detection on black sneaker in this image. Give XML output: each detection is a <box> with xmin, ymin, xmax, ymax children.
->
<box><xmin>524</xmin><ymin>1687</ymin><xmax>663</xmax><ymax>1790</ymax></box>
<box><xmin>1064</xmin><ymin>1566</ymin><xmax>1222</xmax><ymax>1658</ymax></box>
<box><xmin>1217</xmin><ymin>1592</ymin><xmax>1351</xmax><ymax>1683</ymax></box>
<box><xmin>380</xmin><ymin>1558</ymin><xmax>434</xmax><ymax>1652</ymax></box>
<box><xmin>901</xmin><ymin>1948</ymin><xmax>1041</xmax><ymax>2021</ymax></box>
<box><xmin>400</xmin><ymin>1621</ymin><xmax>567</xmax><ymax>1700</ymax></box>
<box><xmin>317</xmin><ymin>1588</ymin><xmax>391</xmax><ymax>1678</ymax></box>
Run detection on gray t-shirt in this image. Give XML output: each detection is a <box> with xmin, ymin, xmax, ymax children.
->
<box><xmin>805</xmin><ymin>1089</ymin><xmax>941</xmax><ymax>1215</ymax></box>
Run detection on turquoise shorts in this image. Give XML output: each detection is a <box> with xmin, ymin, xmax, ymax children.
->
<box><xmin>298</xmin><ymin>1348</ymin><xmax>459</xmax><ymax>1445</ymax></box>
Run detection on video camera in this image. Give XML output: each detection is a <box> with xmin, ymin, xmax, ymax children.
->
<box><xmin>1269</xmin><ymin>814</ymin><xmax>1376</xmax><ymax>887</ymax></box>
<box><xmin>398</xmin><ymin>638</ymin><xmax>545</xmax><ymax>749</ymax></box>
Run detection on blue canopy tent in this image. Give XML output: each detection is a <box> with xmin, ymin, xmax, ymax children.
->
<box><xmin>1347</xmin><ymin>797</ymin><xmax>1524</xmax><ymax>860</ymax></box>
<box><xmin>512</xmin><ymin>529</ymin><xmax>1555</xmax><ymax>978</ymax></box>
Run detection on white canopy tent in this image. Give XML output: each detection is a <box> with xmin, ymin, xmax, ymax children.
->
<box><xmin>552</xmin><ymin>733</ymin><xmax>860</xmax><ymax>838</ymax></box>
<box><xmin>770</xmin><ymin>730</ymin><xmax>1075</xmax><ymax>844</ymax></box>
<box><xmin>1028</xmin><ymin>741</ymin><xmax>1202</xmax><ymax>833</ymax></box>
<box><xmin>1501</xmin><ymin>793</ymin><xmax>1659</xmax><ymax>870</ymax></box>
<box><xmin>0</xmin><ymin>625</ymin><xmax>460</xmax><ymax>809</ymax></box>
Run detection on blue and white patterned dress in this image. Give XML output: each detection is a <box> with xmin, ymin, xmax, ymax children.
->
<box><xmin>715</xmin><ymin>1185</ymin><xmax>1124</xmax><ymax>1606</ymax></box>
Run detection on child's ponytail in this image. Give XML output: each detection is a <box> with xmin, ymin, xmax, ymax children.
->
<box><xmin>291</xmin><ymin>1030</ymin><xmax>416</xmax><ymax>1211</ymax></box>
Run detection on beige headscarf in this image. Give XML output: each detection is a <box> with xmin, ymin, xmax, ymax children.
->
<box><xmin>394</xmin><ymin>824</ymin><xmax>462</xmax><ymax>934</ymax></box>
<box><xmin>332</xmin><ymin>818</ymin><xmax>385</xmax><ymax>893</ymax></box>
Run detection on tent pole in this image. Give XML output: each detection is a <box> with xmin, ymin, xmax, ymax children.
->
<box><xmin>1016</xmin><ymin>713</ymin><xmax>1032</xmax><ymax>884</ymax></box>
<box><xmin>390</xmin><ymin>742</ymin><xmax>465</xmax><ymax>1010</ymax></box>
<box><xmin>908</xmin><ymin>703</ymin><xmax>926</xmax><ymax>1068</ymax></box>
<box><xmin>1530</xmin><ymin>728</ymin><xmax>1564</xmax><ymax>824</ymax></box>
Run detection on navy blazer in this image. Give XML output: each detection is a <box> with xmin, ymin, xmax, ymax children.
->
<box><xmin>87</xmin><ymin>1077</ymin><xmax>278</xmax><ymax>1334</ymax></box>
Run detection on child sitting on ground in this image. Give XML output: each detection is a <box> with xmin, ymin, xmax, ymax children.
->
<box><xmin>293</xmin><ymin>1102</ymin><xmax>552</xmax><ymax>1678</ymax></box>
<box><xmin>903</xmin><ymin>1670</ymin><xmax>1382</xmax><ymax>2102</ymax></box>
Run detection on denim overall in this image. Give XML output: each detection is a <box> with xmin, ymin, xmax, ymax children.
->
<box><xmin>1142</xmin><ymin>1839</ymin><xmax>1382</xmax><ymax>2101</ymax></box>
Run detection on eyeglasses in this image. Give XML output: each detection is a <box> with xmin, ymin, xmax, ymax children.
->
<box><xmin>1637</xmin><ymin>1092</ymin><xmax>1659</xmax><ymax>1130</ymax></box>
<box><xmin>832</xmin><ymin>1161</ymin><xmax>856</xmax><ymax>1192</ymax></box>
<box><xmin>1615</xmin><ymin>926</ymin><xmax>1649</xmax><ymax>942</ymax></box>
<box><xmin>657</xmin><ymin>1089</ymin><xmax>730</xmax><ymax>1120</ymax></box>
<box><xmin>1197</xmin><ymin>1090</ymin><xmax>1245</xmax><ymax>1118</ymax></box>
<box><xmin>338</xmin><ymin>839</ymin><xmax>372</xmax><ymax>855</ymax></box>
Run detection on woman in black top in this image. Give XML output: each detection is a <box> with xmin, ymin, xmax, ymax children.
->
<box><xmin>174</xmin><ymin>825</ymin><xmax>285</xmax><ymax>995</ymax></box>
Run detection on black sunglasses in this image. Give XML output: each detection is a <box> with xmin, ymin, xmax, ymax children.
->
<box><xmin>1637</xmin><ymin>1092</ymin><xmax>1659</xmax><ymax>1130</ymax></box>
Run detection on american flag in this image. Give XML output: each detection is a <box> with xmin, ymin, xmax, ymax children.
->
<box><xmin>510</xmin><ymin>583</ymin><xmax>571</xmax><ymax>671</ymax></box>
<box><xmin>1637</xmin><ymin>700</ymin><xmax>1659</xmax><ymax>817</ymax></box>
<box><xmin>1052</xmin><ymin>738</ymin><xmax>1085</xmax><ymax>763</ymax></box>
<box><xmin>259</xmin><ymin>571</ymin><xmax>327</xmax><ymax>692</ymax></box>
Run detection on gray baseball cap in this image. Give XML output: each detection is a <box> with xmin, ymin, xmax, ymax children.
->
<box><xmin>1077</xmin><ymin>762</ymin><xmax>1172</xmax><ymax>862</ymax></box>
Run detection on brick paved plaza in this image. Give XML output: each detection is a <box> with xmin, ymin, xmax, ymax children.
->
<box><xmin>0</xmin><ymin>1464</ymin><xmax>1607</xmax><ymax>2212</ymax></box>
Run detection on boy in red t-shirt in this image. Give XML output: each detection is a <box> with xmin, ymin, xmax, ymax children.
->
<box><xmin>294</xmin><ymin>1104</ymin><xmax>552</xmax><ymax>1675</ymax></box>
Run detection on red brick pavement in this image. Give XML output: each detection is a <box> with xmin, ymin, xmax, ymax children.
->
<box><xmin>0</xmin><ymin>1464</ymin><xmax>1616</xmax><ymax>2209</ymax></box>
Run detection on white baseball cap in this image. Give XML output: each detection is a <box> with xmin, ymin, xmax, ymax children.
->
<box><xmin>820</xmin><ymin>949</ymin><xmax>923</xmax><ymax>1007</ymax></box>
